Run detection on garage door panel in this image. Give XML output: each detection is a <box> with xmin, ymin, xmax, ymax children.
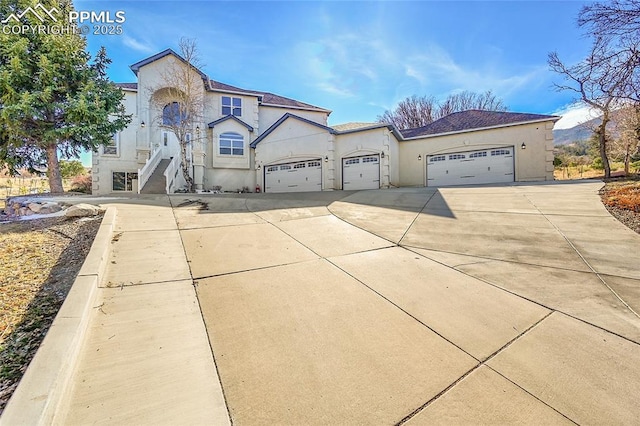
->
<box><xmin>427</xmin><ymin>148</ymin><xmax>514</xmax><ymax>187</ymax></box>
<box><xmin>343</xmin><ymin>155</ymin><xmax>380</xmax><ymax>190</ymax></box>
<box><xmin>265</xmin><ymin>160</ymin><xmax>322</xmax><ymax>193</ymax></box>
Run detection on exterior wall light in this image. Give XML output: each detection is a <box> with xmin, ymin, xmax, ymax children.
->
<box><xmin>521</xmin><ymin>142</ymin><xmax>526</xmax><ymax>149</ymax></box>
<box><xmin>324</xmin><ymin>155</ymin><xmax>329</xmax><ymax>162</ymax></box>
<box><xmin>140</xmin><ymin>121</ymin><xmax>146</xmax><ymax>128</ymax></box>
<box><xmin>381</xmin><ymin>152</ymin><xmax>385</xmax><ymax>159</ymax></box>
<box><xmin>196</xmin><ymin>125</ymin><xmax>200</xmax><ymax>135</ymax></box>
<box><xmin>418</xmin><ymin>154</ymin><xmax>422</xmax><ymax>161</ymax></box>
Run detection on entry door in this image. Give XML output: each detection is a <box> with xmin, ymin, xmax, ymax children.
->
<box><xmin>343</xmin><ymin>155</ymin><xmax>380</xmax><ymax>190</ymax></box>
<box><xmin>162</xmin><ymin>131</ymin><xmax>180</xmax><ymax>159</ymax></box>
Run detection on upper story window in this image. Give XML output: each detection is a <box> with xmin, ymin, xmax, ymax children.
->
<box><xmin>219</xmin><ymin>132</ymin><xmax>244</xmax><ymax>156</ymax></box>
<box><xmin>163</xmin><ymin>102</ymin><xmax>187</xmax><ymax>126</ymax></box>
<box><xmin>103</xmin><ymin>133</ymin><xmax>118</xmax><ymax>155</ymax></box>
<box><xmin>222</xmin><ymin>96</ymin><xmax>242</xmax><ymax>116</ymax></box>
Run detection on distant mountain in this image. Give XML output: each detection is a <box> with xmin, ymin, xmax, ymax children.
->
<box><xmin>553</xmin><ymin>118</ymin><xmax>600</xmax><ymax>145</ymax></box>
<box><xmin>552</xmin><ymin>108</ymin><xmax>633</xmax><ymax>145</ymax></box>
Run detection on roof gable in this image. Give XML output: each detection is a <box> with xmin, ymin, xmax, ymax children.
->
<box><xmin>400</xmin><ymin>110</ymin><xmax>560</xmax><ymax>139</ymax></box>
<box><xmin>208</xmin><ymin>115</ymin><xmax>254</xmax><ymax>132</ymax></box>
<box><xmin>250</xmin><ymin>113</ymin><xmax>335</xmax><ymax>148</ymax></box>
<box><xmin>129</xmin><ymin>49</ymin><xmax>210</xmax><ymax>82</ymax></box>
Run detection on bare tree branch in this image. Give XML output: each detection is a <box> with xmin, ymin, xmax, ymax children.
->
<box><xmin>147</xmin><ymin>37</ymin><xmax>206</xmax><ymax>192</ymax></box>
<box><xmin>377</xmin><ymin>90</ymin><xmax>507</xmax><ymax>129</ymax></box>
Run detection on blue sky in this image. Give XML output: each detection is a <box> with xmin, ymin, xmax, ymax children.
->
<box><xmin>75</xmin><ymin>0</ymin><xmax>595</xmax><ymax>159</ymax></box>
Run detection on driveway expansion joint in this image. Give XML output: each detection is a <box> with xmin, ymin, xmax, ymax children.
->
<box><xmin>524</xmin><ymin>193</ymin><xmax>640</xmax><ymax>320</ymax></box>
<box><xmin>395</xmin><ymin>311</ymin><xmax>566</xmax><ymax>425</ymax></box>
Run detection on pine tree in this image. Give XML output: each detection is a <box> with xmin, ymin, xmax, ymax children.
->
<box><xmin>0</xmin><ymin>0</ymin><xmax>131</xmax><ymax>193</ymax></box>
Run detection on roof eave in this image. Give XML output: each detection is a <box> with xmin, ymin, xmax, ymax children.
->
<box><xmin>208</xmin><ymin>87</ymin><xmax>262</xmax><ymax>98</ymax></box>
<box><xmin>260</xmin><ymin>103</ymin><xmax>332</xmax><ymax>114</ymax></box>
<box><xmin>336</xmin><ymin>123</ymin><xmax>403</xmax><ymax>140</ymax></box>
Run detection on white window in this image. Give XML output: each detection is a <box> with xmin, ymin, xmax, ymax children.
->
<box><xmin>345</xmin><ymin>158</ymin><xmax>359</xmax><ymax>165</ymax></box>
<box><xmin>112</xmin><ymin>171</ymin><xmax>138</xmax><ymax>191</ymax></box>
<box><xmin>163</xmin><ymin>102</ymin><xmax>186</xmax><ymax>125</ymax></box>
<box><xmin>266</xmin><ymin>166</ymin><xmax>279</xmax><ymax>172</ymax></box>
<box><xmin>293</xmin><ymin>163</ymin><xmax>306</xmax><ymax>169</ymax></box>
<box><xmin>103</xmin><ymin>133</ymin><xmax>118</xmax><ymax>155</ymax></box>
<box><xmin>222</xmin><ymin>96</ymin><xmax>242</xmax><ymax>116</ymax></box>
<box><xmin>362</xmin><ymin>156</ymin><xmax>379</xmax><ymax>163</ymax></box>
<box><xmin>470</xmin><ymin>151</ymin><xmax>487</xmax><ymax>158</ymax></box>
<box><xmin>219</xmin><ymin>132</ymin><xmax>244</xmax><ymax>156</ymax></box>
<box><xmin>491</xmin><ymin>149</ymin><xmax>511</xmax><ymax>156</ymax></box>
<box><xmin>449</xmin><ymin>154</ymin><xmax>465</xmax><ymax>160</ymax></box>
<box><xmin>430</xmin><ymin>155</ymin><xmax>446</xmax><ymax>162</ymax></box>
<box><xmin>308</xmin><ymin>161</ymin><xmax>321</xmax><ymax>167</ymax></box>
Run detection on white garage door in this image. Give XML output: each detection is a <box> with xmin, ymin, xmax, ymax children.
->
<box><xmin>427</xmin><ymin>147</ymin><xmax>514</xmax><ymax>187</ymax></box>
<box><xmin>343</xmin><ymin>155</ymin><xmax>380</xmax><ymax>190</ymax></box>
<box><xmin>264</xmin><ymin>159</ymin><xmax>322</xmax><ymax>193</ymax></box>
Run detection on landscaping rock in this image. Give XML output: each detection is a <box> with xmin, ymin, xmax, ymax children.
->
<box><xmin>28</xmin><ymin>203</ymin><xmax>43</xmax><ymax>213</ymax></box>
<box><xmin>41</xmin><ymin>203</ymin><xmax>62</xmax><ymax>213</ymax></box>
<box><xmin>65</xmin><ymin>203</ymin><xmax>102</xmax><ymax>217</ymax></box>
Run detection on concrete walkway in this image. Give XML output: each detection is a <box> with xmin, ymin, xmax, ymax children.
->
<box><xmin>49</xmin><ymin>181</ymin><xmax>640</xmax><ymax>424</ymax></box>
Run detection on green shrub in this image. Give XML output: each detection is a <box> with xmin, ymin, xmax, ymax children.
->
<box><xmin>592</xmin><ymin>157</ymin><xmax>604</xmax><ymax>170</ymax></box>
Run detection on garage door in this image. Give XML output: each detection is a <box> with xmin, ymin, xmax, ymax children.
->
<box><xmin>343</xmin><ymin>155</ymin><xmax>380</xmax><ymax>190</ymax></box>
<box><xmin>427</xmin><ymin>147</ymin><xmax>514</xmax><ymax>187</ymax></box>
<box><xmin>264</xmin><ymin>159</ymin><xmax>322</xmax><ymax>193</ymax></box>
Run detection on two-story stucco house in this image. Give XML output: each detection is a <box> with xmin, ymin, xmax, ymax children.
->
<box><xmin>92</xmin><ymin>49</ymin><xmax>559</xmax><ymax>195</ymax></box>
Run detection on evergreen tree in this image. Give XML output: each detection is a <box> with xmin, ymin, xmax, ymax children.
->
<box><xmin>0</xmin><ymin>0</ymin><xmax>130</xmax><ymax>193</ymax></box>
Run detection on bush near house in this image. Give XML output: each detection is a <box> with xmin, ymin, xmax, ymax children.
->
<box><xmin>70</xmin><ymin>174</ymin><xmax>92</xmax><ymax>194</ymax></box>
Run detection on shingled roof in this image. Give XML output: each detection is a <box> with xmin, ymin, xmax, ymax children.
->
<box><xmin>115</xmin><ymin>82</ymin><xmax>138</xmax><ymax>90</ymax></box>
<box><xmin>400</xmin><ymin>110</ymin><xmax>560</xmax><ymax>139</ymax></box>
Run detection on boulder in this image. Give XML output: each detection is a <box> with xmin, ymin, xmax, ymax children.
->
<box><xmin>41</xmin><ymin>202</ymin><xmax>62</xmax><ymax>213</ymax></box>
<box><xmin>28</xmin><ymin>203</ymin><xmax>43</xmax><ymax>213</ymax></box>
<box><xmin>65</xmin><ymin>203</ymin><xmax>102</xmax><ymax>217</ymax></box>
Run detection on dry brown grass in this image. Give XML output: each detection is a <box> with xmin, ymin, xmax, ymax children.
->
<box><xmin>553</xmin><ymin>162</ymin><xmax>631</xmax><ymax>180</ymax></box>
<box><xmin>601</xmin><ymin>180</ymin><xmax>640</xmax><ymax>213</ymax></box>
<box><xmin>0</xmin><ymin>216</ymin><xmax>102</xmax><ymax>412</ymax></box>
<box><xmin>0</xmin><ymin>222</ymin><xmax>64</xmax><ymax>342</ymax></box>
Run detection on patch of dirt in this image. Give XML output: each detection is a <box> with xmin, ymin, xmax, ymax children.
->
<box><xmin>0</xmin><ymin>215</ymin><xmax>102</xmax><ymax>413</ymax></box>
<box><xmin>601</xmin><ymin>178</ymin><xmax>640</xmax><ymax>234</ymax></box>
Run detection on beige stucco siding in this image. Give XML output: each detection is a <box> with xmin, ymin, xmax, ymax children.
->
<box><xmin>92</xmin><ymin>91</ymin><xmax>139</xmax><ymax>195</ymax></box>
<box><xmin>398</xmin><ymin>121</ymin><xmax>555</xmax><ymax>187</ymax></box>
<box><xmin>207</xmin><ymin>93</ymin><xmax>259</xmax><ymax>130</ymax></box>
<box><xmin>204</xmin><ymin>168</ymin><xmax>256</xmax><ymax>193</ymax></box>
<box><xmin>254</xmin><ymin>118</ymin><xmax>334</xmax><ymax>190</ymax></box>
<box><xmin>334</xmin><ymin>128</ymin><xmax>400</xmax><ymax>189</ymax></box>
<box><xmin>258</xmin><ymin>107</ymin><xmax>328</xmax><ymax>136</ymax></box>
<box><xmin>207</xmin><ymin>120</ymin><xmax>252</xmax><ymax>170</ymax></box>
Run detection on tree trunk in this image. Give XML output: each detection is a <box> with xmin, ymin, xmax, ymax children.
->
<box><xmin>597</xmin><ymin>121</ymin><xmax>611</xmax><ymax>179</ymax></box>
<box><xmin>180</xmin><ymin>142</ymin><xmax>194</xmax><ymax>192</ymax></box>
<box><xmin>46</xmin><ymin>143</ymin><xmax>64</xmax><ymax>193</ymax></box>
<box><xmin>624</xmin><ymin>142</ymin><xmax>630</xmax><ymax>176</ymax></box>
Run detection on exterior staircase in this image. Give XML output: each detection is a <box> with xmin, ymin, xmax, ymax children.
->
<box><xmin>140</xmin><ymin>159</ymin><xmax>171</xmax><ymax>194</ymax></box>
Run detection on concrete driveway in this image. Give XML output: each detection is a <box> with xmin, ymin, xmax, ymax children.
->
<box><xmin>177</xmin><ymin>180</ymin><xmax>640</xmax><ymax>425</ymax></box>
<box><xmin>54</xmin><ymin>180</ymin><xmax>640</xmax><ymax>425</ymax></box>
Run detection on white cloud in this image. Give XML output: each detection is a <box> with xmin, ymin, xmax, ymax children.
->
<box><xmin>552</xmin><ymin>103</ymin><xmax>601</xmax><ymax>129</ymax></box>
<box><xmin>122</xmin><ymin>35</ymin><xmax>155</xmax><ymax>54</ymax></box>
<box><xmin>402</xmin><ymin>45</ymin><xmax>546</xmax><ymax>101</ymax></box>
